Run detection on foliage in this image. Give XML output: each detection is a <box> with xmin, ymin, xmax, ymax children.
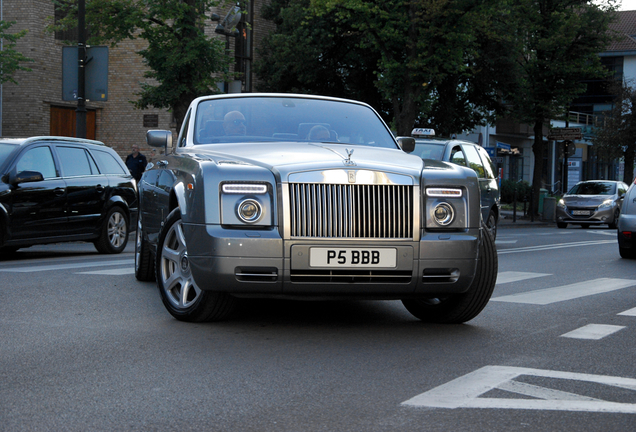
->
<box><xmin>259</xmin><ymin>0</ymin><xmax>513</xmax><ymax>135</ymax></box>
<box><xmin>502</xmin><ymin>0</ymin><xmax>618</xmax><ymax>215</ymax></box>
<box><xmin>500</xmin><ymin>179</ymin><xmax>532</xmax><ymax>204</ymax></box>
<box><xmin>50</xmin><ymin>0</ymin><xmax>233</xmax><ymax>129</ymax></box>
<box><xmin>593</xmin><ymin>81</ymin><xmax>636</xmax><ymax>183</ymax></box>
<box><xmin>255</xmin><ymin>0</ymin><xmax>391</xmax><ymax>122</ymax></box>
<box><xmin>0</xmin><ymin>20</ymin><xmax>33</xmax><ymax>85</ymax></box>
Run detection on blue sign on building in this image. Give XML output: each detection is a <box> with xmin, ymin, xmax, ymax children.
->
<box><xmin>496</xmin><ymin>141</ymin><xmax>511</xmax><ymax>151</ymax></box>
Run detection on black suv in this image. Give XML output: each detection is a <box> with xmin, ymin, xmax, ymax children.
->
<box><xmin>0</xmin><ymin>136</ymin><xmax>138</xmax><ymax>254</ymax></box>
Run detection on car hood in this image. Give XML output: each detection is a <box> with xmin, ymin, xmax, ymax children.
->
<box><xmin>186</xmin><ymin>142</ymin><xmax>424</xmax><ymax>177</ymax></box>
<box><xmin>563</xmin><ymin>194</ymin><xmax>615</xmax><ymax>206</ymax></box>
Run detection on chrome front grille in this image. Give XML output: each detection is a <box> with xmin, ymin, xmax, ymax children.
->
<box><xmin>288</xmin><ymin>183</ymin><xmax>413</xmax><ymax>239</ymax></box>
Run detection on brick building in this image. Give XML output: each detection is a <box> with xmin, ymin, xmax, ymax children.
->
<box><xmin>1</xmin><ymin>0</ymin><xmax>274</xmax><ymax>159</ymax></box>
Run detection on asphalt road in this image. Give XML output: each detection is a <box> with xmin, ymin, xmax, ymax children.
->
<box><xmin>1</xmin><ymin>226</ymin><xmax>635</xmax><ymax>431</ymax></box>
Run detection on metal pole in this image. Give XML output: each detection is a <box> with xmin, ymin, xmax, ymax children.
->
<box><xmin>76</xmin><ymin>0</ymin><xmax>87</xmax><ymax>138</ymax></box>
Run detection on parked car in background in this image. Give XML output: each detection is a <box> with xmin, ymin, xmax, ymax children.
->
<box><xmin>136</xmin><ymin>93</ymin><xmax>497</xmax><ymax>323</ymax></box>
<box><xmin>617</xmin><ymin>178</ymin><xmax>636</xmax><ymax>258</ymax></box>
<box><xmin>556</xmin><ymin>180</ymin><xmax>627</xmax><ymax>229</ymax></box>
<box><xmin>0</xmin><ymin>136</ymin><xmax>137</xmax><ymax>254</ymax></box>
<box><xmin>402</xmin><ymin>129</ymin><xmax>500</xmax><ymax>239</ymax></box>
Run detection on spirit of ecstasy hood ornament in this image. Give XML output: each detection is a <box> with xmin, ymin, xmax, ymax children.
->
<box><xmin>344</xmin><ymin>148</ymin><xmax>355</xmax><ymax>166</ymax></box>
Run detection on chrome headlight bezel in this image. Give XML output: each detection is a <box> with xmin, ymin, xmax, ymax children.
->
<box><xmin>220</xmin><ymin>182</ymin><xmax>273</xmax><ymax>226</ymax></box>
<box><xmin>424</xmin><ymin>186</ymin><xmax>467</xmax><ymax>229</ymax></box>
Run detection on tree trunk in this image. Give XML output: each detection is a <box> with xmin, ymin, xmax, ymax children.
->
<box><xmin>625</xmin><ymin>147</ymin><xmax>635</xmax><ymax>185</ymax></box>
<box><xmin>531</xmin><ymin>120</ymin><xmax>545</xmax><ymax>217</ymax></box>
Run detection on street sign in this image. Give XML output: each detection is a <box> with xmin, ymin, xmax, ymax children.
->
<box><xmin>62</xmin><ymin>46</ymin><xmax>109</xmax><ymax>101</ymax></box>
<box><xmin>547</xmin><ymin>127</ymin><xmax>582</xmax><ymax>140</ymax></box>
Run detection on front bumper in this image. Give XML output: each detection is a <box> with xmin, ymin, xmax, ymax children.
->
<box><xmin>185</xmin><ymin>223</ymin><xmax>480</xmax><ymax>299</ymax></box>
<box><xmin>556</xmin><ymin>205</ymin><xmax>616</xmax><ymax>225</ymax></box>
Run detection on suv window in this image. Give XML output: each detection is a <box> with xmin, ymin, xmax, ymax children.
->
<box><xmin>92</xmin><ymin>149</ymin><xmax>127</xmax><ymax>175</ymax></box>
<box><xmin>57</xmin><ymin>146</ymin><xmax>97</xmax><ymax>177</ymax></box>
<box><xmin>450</xmin><ymin>146</ymin><xmax>467</xmax><ymax>166</ymax></box>
<box><xmin>463</xmin><ymin>145</ymin><xmax>486</xmax><ymax>179</ymax></box>
<box><xmin>16</xmin><ymin>146</ymin><xmax>57</xmax><ymax>179</ymax></box>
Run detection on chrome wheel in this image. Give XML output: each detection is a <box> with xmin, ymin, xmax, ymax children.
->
<box><xmin>159</xmin><ymin>218</ymin><xmax>201</xmax><ymax>309</ymax></box>
<box><xmin>107</xmin><ymin>211</ymin><xmax>127</xmax><ymax>248</ymax></box>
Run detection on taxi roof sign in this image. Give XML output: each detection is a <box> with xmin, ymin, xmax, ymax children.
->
<box><xmin>411</xmin><ymin>128</ymin><xmax>435</xmax><ymax>137</ymax></box>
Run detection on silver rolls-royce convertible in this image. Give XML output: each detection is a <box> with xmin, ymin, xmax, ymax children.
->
<box><xmin>136</xmin><ymin>93</ymin><xmax>497</xmax><ymax>323</ymax></box>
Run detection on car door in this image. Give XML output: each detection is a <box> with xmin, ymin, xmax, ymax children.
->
<box><xmin>8</xmin><ymin>144</ymin><xmax>68</xmax><ymax>240</ymax></box>
<box><xmin>54</xmin><ymin>144</ymin><xmax>107</xmax><ymax>235</ymax></box>
<box><xmin>462</xmin><ymin>144</ymin><xmax>494</xmax><ymax>223</ymax></box>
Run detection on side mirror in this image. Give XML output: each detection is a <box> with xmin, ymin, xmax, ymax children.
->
<box><xmin>146</xmin><ymin>130</ymin><xmax>173</xmax><ymax>155</ymax></box>
<box><xmin>396</xmin><ymin>137</ymin><xmax>415</xmax><ymax>153</ymax></box>
<box><xmin>11</xmin><ymin>170</ymin><xmax>44</xmax><ymax>186</ymax></box>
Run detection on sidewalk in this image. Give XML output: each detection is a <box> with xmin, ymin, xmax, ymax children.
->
<box><xmin>498</xmin><ymin>210</ymin><xmax>554</xmax><ymax>228</ymax></box>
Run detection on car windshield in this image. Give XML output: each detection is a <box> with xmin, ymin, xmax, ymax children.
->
<box><xmin>568</xmin><ymin>181</ymin><xmax>616</xmax><ymax>195</ymax></box>
<box><xmin>0</xmin><ymin>143</ymin><xmax>18</xmax><ymax>172</ymax></box>
<box><xmin>192</xmin><ymin>96</ymin><xmax>397</xmax><ymax>149</ymax></box>
<box><xmin>411</xmin><ymin>142</ymin><xmax>446</xmax><ymax>160</ymax></box>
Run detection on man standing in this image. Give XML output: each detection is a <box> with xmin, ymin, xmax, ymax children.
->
<box><xmin>125</xmin><ymin>145</ymin><xmax>147</xmax><ymax>182</ymax></box>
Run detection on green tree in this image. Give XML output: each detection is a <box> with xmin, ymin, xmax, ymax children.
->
<box><xmin>304</xmin><ymin>0</ymin><xmax>514</xmax><ymax>135</ymax></box>
<box><xmin>504</xmin><ymin>0</ymin><xmax>617</xmax><ymax>216</ymax></box>
<box><xmin>593</xmin><ymin>81</ymin><xmax>636</xmax><ymax>184</ymax></box>
<box><xmin>255</xmin><ymin>0</ymin><xmax>391</xmax><ymax>122</ymax></box>
<box><xmin>51</xmin><ymin>0</ymin><xmax>232</xmax><ymax>129</ymax></box>
<box><xmin>0</xmin><ymin>20</ymin><xmax>33</xmax><ymax>84</ymax></box>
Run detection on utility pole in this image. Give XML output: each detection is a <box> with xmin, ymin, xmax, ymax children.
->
<box><xmin>76</xmin><ymin>0</ymin><xmax>87</xmax><ymax>138</ymax></box>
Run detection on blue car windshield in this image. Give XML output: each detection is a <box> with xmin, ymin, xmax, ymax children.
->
<box><xmin>192</xmin><ymin>96</ymin><xmax>397</xmax><ymax>149</ymax></box>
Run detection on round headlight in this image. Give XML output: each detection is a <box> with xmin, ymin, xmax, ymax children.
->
<box><xmin>433</xmin><ymin>202</ymin><xmax>454</xmax><ymax>226</ymax></box>
<box><xmin>237</xmin><ymin>199</ymin><xmax>262</xmax><ymax>223</ymax></box>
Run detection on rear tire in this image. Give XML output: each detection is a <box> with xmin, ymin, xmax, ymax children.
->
<box><xmin>156</xmin><ymin>209</ymin><xmax>236</xmax><ymax>322</ymax></box>
<box><xmin>94</xmin><ymin>207</ymin><xmax>128</xmax><ymax>254</ymax></box>
<box><xmin>135</xmin><ymin>216</ymin><xmax>155</xmax><ymax>281</ymax></box>
<box><xmin>485</xmin><ymin>210</ymin><xmax>497</xmax><ymax>240</ymax></box>
<box><xmin>619</xmin><ymin>246</ymin><xmax>636</xmax><ymax>259</ymax></box>
<box><xmin>401</xmin><ymin>223</ymin><xmax>498</xmax><ymax>323</ymax></box>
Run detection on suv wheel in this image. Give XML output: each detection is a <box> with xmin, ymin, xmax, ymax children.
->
<box><xmin>94</xmin><ymin>207</ymin><xmax>129</xmax><ymax>254</ymax></box>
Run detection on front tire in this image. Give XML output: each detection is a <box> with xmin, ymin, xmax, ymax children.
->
<box><xmin>557</xmin><ymin>222</ymin><xmax>567</xmax><ymax>229</ymax></box>
<box><xmin>156</xmin><ymin>209</ymin><xmax>236</xmax><ymax>322</ymax></box>
<box><xmin>608</xmin><ymin>210</ymin><xmax>619</xmax><ymax>229</ymax></box>
<box><xmin>94</xmin><ymin>207</ymin><xmax>128</xmax><ymax>254</ymax></box>
<box><xmin>401</xmin><ymin>223</ymin><xmax>498</xmax><ymax>323</ymax></box>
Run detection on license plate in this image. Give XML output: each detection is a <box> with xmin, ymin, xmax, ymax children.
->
<box><xmin>572</xmin><ymin>210</ymin><xmax>591</xmax><ymax>216</ymax></box>
<box><xmin>309</xmin><ymin>248</ymin><xmax>397</xmax><ymax>268</ymax></box>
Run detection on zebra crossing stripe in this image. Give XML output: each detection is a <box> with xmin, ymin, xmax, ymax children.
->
<box><xmin>491</xmin><ymin>278</ymin><xmax>636</xmax><ymax>305</ymax></box>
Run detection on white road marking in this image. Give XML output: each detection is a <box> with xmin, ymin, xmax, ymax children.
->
<box><xmin>496</xmin><ymin>271</ymin><xmax>551</xmax><ymax>285</ymax></box>
<box><xmin>618</xmin><ymin>307</ymin><xmax>636</xmax><ymax>316</ymax></box>
<box><xmin>76</xmin><ymin>268</ymin><xmax>135</xmax><ymax>275</ymax></box>
<box><xmin>498</xmin><ymin>239</ymin><xmax>615</xmax><ymax>255</ymax></box>
<box><xmin>560</xmin><ymin>324</ymin><xmax>626</xmax><ymax>340</ymax></box>
<box><xmin>491</xmin><ymin>278</ymin><xmax>635</xmax><ymax>305</ymax></box>
<box><xmin>495</xmin><ymin>240</ymin><xmax>518</xmax><ymax>244</ymax></box>
<box><xmin>587</xmin><ymin>230</ymin><xmax>618</xmax><ymax>236</ymax></box>
<box><xmin>401</xmin><ymin>365</ymin><xmax>636</xmax><ymax>413</ymax></box>
<box><xmin>0</xmin><ymin>259</ymin><xmax>133</xmax><ymax>273</ymax></box>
